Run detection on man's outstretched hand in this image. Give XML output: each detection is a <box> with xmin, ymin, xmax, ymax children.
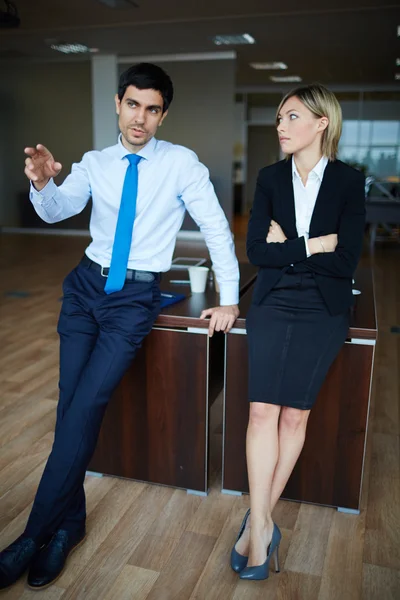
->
<box><xmin>24</xmin><ymin>144</ymin><xmax>62</xmax><ymax>191</ymax></box>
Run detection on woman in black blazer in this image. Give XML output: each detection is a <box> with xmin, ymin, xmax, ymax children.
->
<box><xmin>231</xmin><ymin>84</ymin><xmax>365</xmax><ymax>581</ymax></box>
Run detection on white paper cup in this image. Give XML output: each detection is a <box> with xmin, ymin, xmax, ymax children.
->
<box><xmin>188</xmin><ymin>266</ymin><xmax>209</xmax><ymax>293</ymax></box>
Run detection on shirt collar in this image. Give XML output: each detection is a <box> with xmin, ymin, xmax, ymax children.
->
<box><xmin>117</xmin><ymin>134</ymin><xmax>157</xmax><ymax>161</ymax></box>
<box><xmin>292</xmin><ymin>155</ymin><xmax>328</xmax><ymax>182</ymax></box>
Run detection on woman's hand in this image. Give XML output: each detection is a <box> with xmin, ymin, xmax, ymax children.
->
<box><xmin>266</xmin><ymin>220</ymin><xmax>287</xmax><ymax>243</ymax></box>
<box><xmin>308</xmin><ymin>234</ymin><xmax>338</xmax><ymax>255</ymax></box>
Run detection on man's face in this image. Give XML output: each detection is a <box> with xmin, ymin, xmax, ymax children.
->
<box><xmin>115</xmin><ymin>85</ymin><xmax>168</xmax><ymax>152</ymax></box>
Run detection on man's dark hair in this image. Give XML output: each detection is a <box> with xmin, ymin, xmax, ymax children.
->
<box><xmin>118</xmin><ymin>63</ymin><xmax>174</xmax><ymax>113</ymax></box>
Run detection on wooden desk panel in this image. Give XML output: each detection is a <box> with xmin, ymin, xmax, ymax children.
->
<box><xmin>90</xmin><ymin>329</ymin><xmax>209</xmax><ymax>491</ymax></box>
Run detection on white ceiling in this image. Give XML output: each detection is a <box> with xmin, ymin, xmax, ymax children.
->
<box><xmin>0</xmin><ymin>0</ymin><xmax>399</xmax><ymax>87</ymax></box>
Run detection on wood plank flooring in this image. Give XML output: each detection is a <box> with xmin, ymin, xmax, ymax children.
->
<box><xmin>0</xmin><ymin>233</ymin><xmax>399</xmax><ymax>599</ymax></box>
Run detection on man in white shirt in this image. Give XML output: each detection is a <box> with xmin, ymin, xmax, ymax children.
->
<box><xmin>0</xmin><ymin>63</ymin><xmax>239</xmax><ymax>591</ymax></box>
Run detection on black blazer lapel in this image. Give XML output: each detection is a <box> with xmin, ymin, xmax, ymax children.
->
<box><xmin>309</xmin><ymin>160</ymin><xmax>340</xmax><ymax>235</ymax></box>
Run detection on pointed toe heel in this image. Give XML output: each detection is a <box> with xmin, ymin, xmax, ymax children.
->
<box><xmin>239</xmin><ymin>523</ymin><xmax>282</xmax><ymax>582</ymax></box>
<box><xmin>230</xmin><ymin>509</ymin><xmax>250</xmax><ymax>573</ymax></box>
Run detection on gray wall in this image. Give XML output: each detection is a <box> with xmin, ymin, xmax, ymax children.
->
<box><xmin>246</xmin><ymin>125</ymin><xmax>280</xmax><ymax>212</ymax></box>
<box><xmin>0</xmin><ymin>58</ymin><xmax>235</xmax><ymax>229</ymax></box>
<box><xmin>0</xmin><ymin>61</ymin><xmax>92</xmax><ymax>227</ymax></box>
<box><xmin>119</xmin><ymin>59</ymin><xmax>236</xmax><ymax>228</ymax></box>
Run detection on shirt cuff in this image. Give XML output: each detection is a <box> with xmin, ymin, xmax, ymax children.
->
<box><xmin>219</xmin><ymin>283</ymin><xmax>239</xmax><ymax>306</ymax></box>
<box><xmin>304</xmin><ymin>236</ymin><xmax>311</xmax><ymax>258</ymax></box>
<box><xmin>29</xmin><ymin>178</ymin><xmax>57</xmax><ymax>205</ymax></box>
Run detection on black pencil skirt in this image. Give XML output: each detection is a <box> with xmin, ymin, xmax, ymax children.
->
<box><xmin>246</xmin><ymin>271</ymin><xmax>349</xmax><ymax>410</ymax></box>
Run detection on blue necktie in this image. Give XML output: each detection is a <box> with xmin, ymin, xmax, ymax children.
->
<box><xmin>105</xmin><ymin>153</ymin><xmax>142</xmax><ymax>294</ymax></box>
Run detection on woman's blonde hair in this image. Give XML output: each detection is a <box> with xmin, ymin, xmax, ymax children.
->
<box><xmin>276</xmin><ymin>84</ymin><xmax>342</xmax><ymax>161</ymax></box>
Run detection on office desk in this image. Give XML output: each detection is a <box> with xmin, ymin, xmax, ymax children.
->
<box><xmin>222</xmin><ymin>266</ymin><xmax>377</xmax><ymax>512</ymax></box>
<box><xmin>88</xmin><ymin>263</ymin><xmax>256</xmax><ymax>494</ymax></box>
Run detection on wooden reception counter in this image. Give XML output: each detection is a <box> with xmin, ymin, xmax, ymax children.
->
<box><xmin>222</xmin><ymin>266</ymin><xmax>377</xmax><ymax>512</ymax></box>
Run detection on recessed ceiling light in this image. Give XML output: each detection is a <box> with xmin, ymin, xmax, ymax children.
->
<box><xmin>270</xmin><ymin>75</ymin><xmax>302</xmax><ymax>83</ymax></box>
<box><xmin>398</xmin><ymin>25</ymin><xmax>400</xmax><ymax>36</ymax></box>
<box><xmin>213</xmin><ymin>33</ymin><xmax>255</xmax><ymax>46</ymax></box>
<box><xmin>250</xmin><ymin>62</ymin><xmax>288</xmax><ymax>70</ymax></box>
<box><xmin>395</xmin><ymin>74</ymin><xmax>400</xmax><ymax>80</ymax></box>
<box><xmin>50</xmin><ymin>42</ymin><xmax>91</xmax><ymax>54</ymax></box>
<box><xmin>397</xmin><ymin>58</ymin><xmax>400</xmax><ymax>66</ymax></box>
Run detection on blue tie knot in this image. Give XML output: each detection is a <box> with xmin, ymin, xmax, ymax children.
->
<box><xmin>126</xmin><ymin>154</ymin><xmax>142</xmax><ymax>166</ymax></box>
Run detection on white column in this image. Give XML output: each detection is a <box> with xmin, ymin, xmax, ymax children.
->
<box><xmin>91</xmin><ymin>54</ymin><xmax>118</xmax><ymax>150</ymax></box>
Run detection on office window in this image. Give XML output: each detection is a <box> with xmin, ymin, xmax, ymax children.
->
<box><xmin>339</xmin><ymin>120</ymin><xmax>400</xmax><ymax>179</ymax></box>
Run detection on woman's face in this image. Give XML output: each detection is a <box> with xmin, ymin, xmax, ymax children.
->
<box><xmin>277</xmin><ymin>96</ymin><xmax>328</xmax><ymax>155</ymax></box>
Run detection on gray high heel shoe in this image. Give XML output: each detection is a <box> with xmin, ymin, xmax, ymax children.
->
<box><xmin>230</xmin><ymin>509</ymin><xmax>250</xmax><ymax>573</ymax></box>
<box><xmin>239</xmin><ymin>523</ymin><xmax>282</xmax><ymax>581</ymax></box>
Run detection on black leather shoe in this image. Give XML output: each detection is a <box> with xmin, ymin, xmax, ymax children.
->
<box><xmin>0</xmin><ymin>535</ymin><xmax>40</xmax><ymax>589</ymax></box>
<box><xmin>27</xmin><ymin>529</ymin><xmax>86</xmax><ymax>589</ymax></box>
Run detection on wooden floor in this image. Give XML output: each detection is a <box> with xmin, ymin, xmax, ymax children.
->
<box><xmin>0</xmin><ymin>232</ymin><xmax>399</xmax><ymax>600</ymax></box>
